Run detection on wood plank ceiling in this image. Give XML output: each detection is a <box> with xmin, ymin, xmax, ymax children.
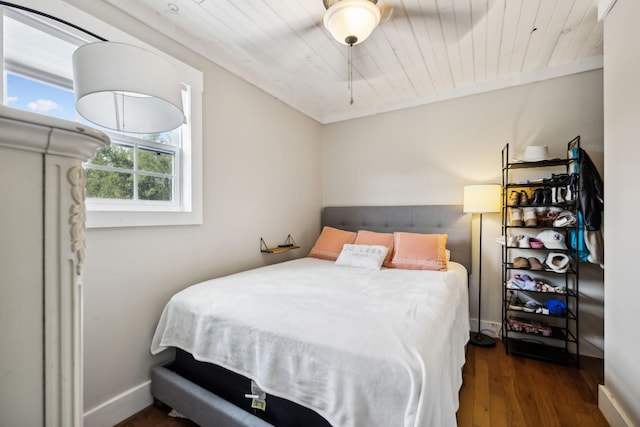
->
<box><xmin>103</xmin><ymin>0</ymin><xmax>603</xmax><ymax>124</ymax></box>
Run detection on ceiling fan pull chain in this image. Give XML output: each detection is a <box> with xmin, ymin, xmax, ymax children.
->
<box><xmin>348</xmin><ymin>43</ymin><xmax>354</xmax><ymax>105</ymax></box>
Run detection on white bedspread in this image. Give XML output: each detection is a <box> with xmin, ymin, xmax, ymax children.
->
<box><xmin>150</xmin><ymin>257</ymin><xmax>469</xmax><ymax>427</ymax></box>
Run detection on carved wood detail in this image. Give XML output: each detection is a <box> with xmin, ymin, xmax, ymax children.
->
<box><xmin>68</xmin><ymin>166</ymin><xmax>87</xmax><ymax>277</ymax></box>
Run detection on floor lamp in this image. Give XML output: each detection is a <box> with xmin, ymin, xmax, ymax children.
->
<box><xmin>464</xmin><ymin>184</ymin><xmax>501</xmax><ymax>347</ymax></box>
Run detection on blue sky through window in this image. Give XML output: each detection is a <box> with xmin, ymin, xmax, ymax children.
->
<box><xmin>6</xmin><ymin>73</ymin><xmax>77</xmax><ymax>121</ymax></box>
<box><xmin>5</xmin><ymin>73</ymin><xmax>178</xmax><ymax>144</ymax></box>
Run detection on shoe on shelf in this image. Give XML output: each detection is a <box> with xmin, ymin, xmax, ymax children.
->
<box><xmin>552</xmin><ymin>210</ymin><xmax>577</xmax><ymax>227</ymax></box>
<box><xmin>523</xmin><ymin>300</ymin><xmax>542</xmax><ymax>313</ymax></box>
<box><xmin>523</xmin><ymin>207</ymin><xmax>537</xmax><ymax>227</ymax></box>
<box><xmin>507</xmin><ymin>278</ymin><xmax>524</xmax><ymax>290</ymax></box>
<box><xmin>543</xmin><ymin>173</ymin><xmax>570</xmax><ymax>185</ymax></box>
<box><xmin>565</xmin><ymin>184</ymin><xmax>574</xmax><ymax>201</ymax></box>
<box><xmin>531</xmin><ymin>188</ymin><xmax>542</xmax><ymax>205</ymax></box>
<box><xmin>545</xmin><ymin>253</ymin><xmax>570</xmax><ymax>273</ymax></box>
<box><xmin>512</xmin><ymin>273</ymin><xmax>537</xmax><ymax>290</ymax></box>
<box><xmin>535</xmin><ymin>281</ymin><xmax>556</xmax><ymax>292</ymax></box>
<box><xmin>517</xmin><ymin>235</ymin><xmax>530</xmax><ymax>248</ymax></box>
<box><xmin>510</xmin><ymin>208</ymin><xmax>524</xmax><ymax>226</ymax></box>
<box><xmin>535</xmin><ymin>306</ymin><xmax>550</xmax><ymax>315</ymax></box>
<box><xmin>544</xmin><ymin>207</ymin><xmax>563</xmax><ymax>226</ymax></box>
<box><xmin>506</xmin><ymin>280</ymin><xmax>519</xmax><ymax>290</ymax></box>
<box><xmin>512</xmin><ymin>257</ymin><xmax>530</xmax><ymax>269</ymax></box>
<box><xmin>551</xmin><ymin>187</ymin><xmax>566</xmax><ymax>204</ymax></box>
<box><xmin>564</xmin><ymin>174</ymin><xmax>578</xmax><ymax>201</ymax></box>
<box><xmin>528</xmin><ymin>257</ymin><xmax>544</xmax><ymax>270</ymax></box>
<box><xmin>508</xmin><ymin>294</ymin><xmax>525</xmax><ymax>311</ymax></box>
<box><xmin>519</xmin><ymin>190</ymin><xmax>530</xmax><ymax>205</ymax></box>
<box><xmin>509</xmin><ymin>190</ymin><xmax>521</xmax><ymax>206</ymax></box>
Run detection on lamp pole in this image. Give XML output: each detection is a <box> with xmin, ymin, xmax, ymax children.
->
<box><xmin>463</xmin><ymin>184</ymin><xmax>501</xmax><ymax>348</ymax></box>
<box><xmin>469</xmin><ymin>212</ymin><xmax>496</xmax><ymax>347</ymax></box>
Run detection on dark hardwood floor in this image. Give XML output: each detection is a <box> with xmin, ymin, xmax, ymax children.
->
<box><xmin>115</xmin><ymin>340</ymin><xmax>608</xmax><ymax>427</ymax></box>
<box><xmin>457</xmin><ymin>340</ymin><xmax>608</xmax><ymax>427</ymax></box>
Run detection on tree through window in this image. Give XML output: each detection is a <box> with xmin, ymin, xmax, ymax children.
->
<box><xmin>3</xmin><ymin>11</ymin><xmax>185</xmax><ymax>207</ymax></box>
<box><xmin>1</xmin><ymin>5</ymin><xmax>203</xmax><ymax>228</ymax></box>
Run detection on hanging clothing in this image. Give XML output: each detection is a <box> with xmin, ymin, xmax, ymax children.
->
<box><xmin>585</xmin><ymin>228</ymin><xmax>604</xmax><ymax>266</ymax></box>
<box><xmin>569</xmin><ymin>212</ymin><xmax>604</xmax><ymax>267</ymax></box>
<box><xmin>569</xmin><ymin>211</ymin><xmax>589</xmax><ymax>262</ymax></box>
<box><xmin>577</xmin><ymin>148</ymin><xmax>604</xmax><ymax>231</ymax></box>
<box><xmin>568</xmin><ymin>148</ymin><xmax>604</xmax><ymax>268</ymax></box>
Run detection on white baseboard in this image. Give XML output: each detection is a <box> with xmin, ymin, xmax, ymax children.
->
<box><xmin>83</xmin><ymin>381</ymin><xmax>152</xmax><ymax>427</ymax></box>
<box><xmin>470</xmin><ymin>319</ymin><xmax>502</xmax><ymax>338</ymax></box>
<box><xmin>598</xmin><ymin>385</ymin><xmax>636</xmax><ymax>427</ymax></box>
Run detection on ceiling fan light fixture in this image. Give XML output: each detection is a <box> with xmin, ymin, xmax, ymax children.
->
<box><xmin>323</xmin><ymin>0</ymin><xmax>381</xmax><ymax>45</ymax></box>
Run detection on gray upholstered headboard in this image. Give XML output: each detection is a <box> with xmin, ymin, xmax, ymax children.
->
<box><xmin>321</xmin><ymin>205</ymin><xmax>472</xmax><ymax>273</ymax></box>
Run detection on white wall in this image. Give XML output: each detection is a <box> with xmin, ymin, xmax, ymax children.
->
<box><xmin>601</xmin><ymin>0</ymin><xmax>640</xmax><ymax>425</ymax></box>
<box><xmin>43</xmin><ymin>1</ymin><xmax>324</xmax><ymax>425</ymax></box>
<box><xmin>322</xmin><ymin>70</ymin><xmax>604</xmax><ymax>357</ymax></box>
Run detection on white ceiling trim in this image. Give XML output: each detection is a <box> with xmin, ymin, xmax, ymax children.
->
<box><xmin>597</xmin><ymin>0</ymin><xmax>618</xmax><ymax>20</ymax></box>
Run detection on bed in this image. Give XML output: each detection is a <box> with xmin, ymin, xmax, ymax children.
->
<box><xmin>150</xmin><ymin>205</ymin><xmax>471</xmax><ymax>427</ymax></box>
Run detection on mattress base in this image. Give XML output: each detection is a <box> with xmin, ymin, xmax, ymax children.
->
<box><xmin>172</xmin><ymin>349</ymin><xmax>331</xmax><ymax>426</ymax></box>
<box><xmin>151</xmin><ymin>363</ymin><xmax>273</xmax><ymax>427</ymax></box>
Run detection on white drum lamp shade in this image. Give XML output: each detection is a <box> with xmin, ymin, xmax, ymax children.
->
<box><xmin>463</xmin><ymin>184</ymin><xmax>502</xmax><ymax>214</ymax></box>
<box><xmin>323</xmin><ymin>0</ymin><xmax>381</xmax><ymax>45</ymax></box>
<box><xmin>72</xmin><ymin>42</ymin><xmax>185</xmax><ymax>134</ymax></box>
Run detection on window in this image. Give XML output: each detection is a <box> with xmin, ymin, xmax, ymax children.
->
<box><xmin>86</xmin><ymin>137</ymin><xmax>178</xmax><ymax>204</ymax></box>
<box><xmin>1</xmin><ymin>7</ymin><xmax>203</xmax><ymax>227</ymax></box>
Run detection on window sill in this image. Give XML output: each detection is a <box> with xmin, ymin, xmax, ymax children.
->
<box><xmin>87</xmin><ymin>208</ymin><xmax>202</xmax><ymax>229</ymax></box>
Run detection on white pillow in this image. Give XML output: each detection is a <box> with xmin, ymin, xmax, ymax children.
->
<box><xmin>335</xmin><ymin>244</ymin><xmax>389</xmax><ymax>270</ymax></box>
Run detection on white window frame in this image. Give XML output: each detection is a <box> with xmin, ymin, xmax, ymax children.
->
<box><xmin>85</xmin><ymin>134</ymin><xmax>181</xmax><ymax>211</ymax></box>
<box><xmin>0</xmin><ymin>6</ymin><xmax>203</xmax><ymax>228</ymax></box>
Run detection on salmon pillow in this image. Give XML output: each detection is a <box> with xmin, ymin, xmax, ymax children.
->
<box><xmin>308</xmin><ymin>226</ymin><xmax>356</xmax><ymax>261</ymax></box>
<box><xmin>354</xmin><ymin>230</ymin><xmax>394</xmax><ymax>267</ymax></box>
<box><xmin>389</xmin><ymin>232</ymin><xmax>448</xmax><ymax>271</ymax></box>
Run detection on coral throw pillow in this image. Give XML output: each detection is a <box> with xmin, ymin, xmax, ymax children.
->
<box><xmin>354</xmin><ymin>230</ymin><xmax>394</xmax><ymax>267</ymax></box>
<box><xmin>308</xmin><ymin>226</ymin><xmax>356</xmax><ymax>261</ymax></box>
<box><xmin>389</xmin><ymin>232</ymin><xmax>448</xmax><ymax>271</ymax></box>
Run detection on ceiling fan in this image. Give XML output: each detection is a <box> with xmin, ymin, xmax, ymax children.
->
<box><xmin>320</xmin><ymin>0</ymin><xmax>398</xmax><ymax>104</ymax></box>
<box><xmin>321</xmin><ymin>0</ymin><xmax>394</xmax><ymax>46</ymax></box>
<box><xmin>318</xmin><ymin>0</ymin><xmax>490</xmax><ymax>103</ymax></box>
